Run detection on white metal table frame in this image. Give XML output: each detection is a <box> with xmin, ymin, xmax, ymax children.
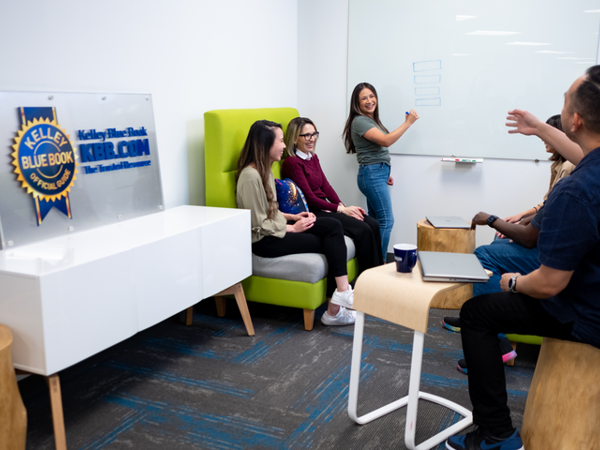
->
<box><xmin>348</xmin><ymin>311</ymin><xmax>473</xmax><ymax>450</ymax></box>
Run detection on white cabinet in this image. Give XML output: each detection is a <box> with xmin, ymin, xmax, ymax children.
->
<box><xmin>0</xmin><ymin>206</ymin><xmax>251</xmax><ymax>375</ymax></box>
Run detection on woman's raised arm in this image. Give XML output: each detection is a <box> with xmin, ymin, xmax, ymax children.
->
<box><xmin>363</xmin><ymin>110</ymin><xmax>419</xmax><ymax>147</ymax></box>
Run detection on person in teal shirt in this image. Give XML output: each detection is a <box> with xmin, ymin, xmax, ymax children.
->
<box><xmin>342</xmin><ymin>82</ymin><xmax>419</xmax><ymax>257</ymax></box>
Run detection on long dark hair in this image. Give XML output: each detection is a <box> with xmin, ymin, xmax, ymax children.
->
<box><xmin>235</xmin><ymin>120</ymin><xmax>282</xmax><ymax>219</ymax></box>
<box><xmin>546</xmin><ymin>114</ymin><xmax>565</xmax><ymax>163</ymax></box>
<box><xmin>284</xmin><ymin>117</ymin><xmax>317</xmax><ymax>158</ymax></box>
<box><xmin>342</xmin><ymin>82</ymin><xmax>389</xmax><ymax>154</ymax></box>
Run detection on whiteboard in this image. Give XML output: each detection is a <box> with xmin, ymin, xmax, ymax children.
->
<box><xmin>348</xmin><ymin>0</ymin><xmax>600</xmax><ymax>160</ymax></box>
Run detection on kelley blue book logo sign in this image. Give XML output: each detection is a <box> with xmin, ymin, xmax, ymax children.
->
<box><xmin>10</xmin><ymin>107</ymin><xmax>154</xmax><ymax>226</ymax></box>
<box><xmin>77</xmin><ymin>126</ymin><xmax>152</xmax><ymax>174</ymax></box>
<box><xmin>11</xmin><ymin>107</ymin><xmax>77</xmax><ymax>226</ymax></box>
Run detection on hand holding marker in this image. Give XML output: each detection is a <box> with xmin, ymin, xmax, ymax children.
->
<box><xmin>404</xmin><ymin>110</ymin><xmax>419</xmax><ymax>124</ymax></box>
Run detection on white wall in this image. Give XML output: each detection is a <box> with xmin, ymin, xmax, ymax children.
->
<box><xmin>0</xmin><ymin>0</ymin><xmax>298</xmax><ymax>209</ymax></box>
<box><xmin>1</xmin><ymin>0</ymin><xmax>559</xmax><ymax>250</ymax></box>
<box><xmin>298</xmin><ymin>0</ymin><xmax>554</xmax><ymax>249</ymax></box>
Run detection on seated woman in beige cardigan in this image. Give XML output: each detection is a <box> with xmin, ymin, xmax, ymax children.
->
<box><xmin>236</xmin><ymin>120</ymin><xmax>355</xmax><ymax>326</ymax></box>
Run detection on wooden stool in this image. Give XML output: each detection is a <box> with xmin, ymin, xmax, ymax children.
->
<box><xmin>0</xmin><ymin>324</ymin><xmax>27</xmax><ymax>450</ymax></box>
<box><xmin>416</xmin><ymin>219</ymin><xmax>476</xmax><ymax>305</ymax></box>
<box><xmin>522</xmin><ymin>338</ymin><xmax>600</xmax><ymax>450</ymax></box>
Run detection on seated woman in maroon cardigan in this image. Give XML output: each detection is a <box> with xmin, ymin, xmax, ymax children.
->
<box><xmin>282</xmin><ymin>117</ymin><xmax>383</xmax><ymax>272</ymax></box>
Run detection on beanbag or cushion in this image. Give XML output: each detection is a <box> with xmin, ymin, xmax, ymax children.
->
<box><xmin>252</xmin><ymin>236</ymin><xmax>356</xmax><ymax>283</ymax></box>
<box><xmin>275</xmin><ymin>178</ymin><xmax>308</xmax><ymax>214</ymax></box>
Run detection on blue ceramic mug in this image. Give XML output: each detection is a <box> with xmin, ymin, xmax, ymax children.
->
<box><xmin>394</xmin><ymin>244</ymin><xmax>418</xmax><ymax>273</ymax></box>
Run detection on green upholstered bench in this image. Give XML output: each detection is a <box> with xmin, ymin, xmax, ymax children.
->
<box><xmin>204</xmin><ymin>108</ymin><xmax>358</xmax><ymax>330</ymax></box>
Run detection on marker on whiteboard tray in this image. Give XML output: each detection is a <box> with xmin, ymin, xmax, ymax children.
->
<box><xmin>441</xmin><ymin>158</ymin><xmax>484</xmax><ymax>163</ymax></box>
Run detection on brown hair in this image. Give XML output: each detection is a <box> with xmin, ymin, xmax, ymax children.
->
<box><xmin>235</xmin><ymin>120</ymin><xmax>282</xmax><ymax>219</ymax></box>
<box><xmin>342</xmin><ymin>82</ymin><xmax>389</xmax><ymax>154</ymax></box>
<box><xmin>546</xmin><ymin>114</ymin><xmax>565</xmax><ymax>163</ymax></box>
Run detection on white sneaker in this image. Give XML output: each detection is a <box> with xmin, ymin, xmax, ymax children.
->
<box><xmin>321</xmin><ymin>306</ymin><xmax>356</xmax><ymax>326</ymax></box>
<box><xmin>330</xmin><ymin>286</ymin><xmax>354</xmax><ymax>309</ymax></box>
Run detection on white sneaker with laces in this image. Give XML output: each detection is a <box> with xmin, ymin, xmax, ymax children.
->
<box><xmin>321</xmin><ymin>306</ymin><xmax>356</xmax><ymax>326</ymax></box>
<box><xmin>330</xmin><ymin>286</ymin><xmax>354</xmax><ymax>309</ymax></box>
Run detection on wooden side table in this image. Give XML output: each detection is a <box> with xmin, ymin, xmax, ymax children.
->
<box><xmin>416</xmin><ymin>219</ymin><xmax>476</xmax><ymax>254</ymax></box>
<box><xmin>0</xmin><ymin>324</ymin><xmax>27</xmax><ymax>450</ymax></box>
<box><xmin>416</xmin><ymin>219</ymin><xmax>476</xmax><ymax>306</ymax></box>
<box><xmin>348</xmin><ymin>263</ymin><xmax>473</xmax><ymax>450</ymax></box>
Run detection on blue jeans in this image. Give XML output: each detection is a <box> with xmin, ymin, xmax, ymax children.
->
<box><xmin>357</xmin><ymin>163</ymin><xmax>394</xmax><ymax>257</ymax></box>
<box><xmin>473</xmin><ymin>239</ymin><xmax>540</xmax><ymax>297</ymax></box>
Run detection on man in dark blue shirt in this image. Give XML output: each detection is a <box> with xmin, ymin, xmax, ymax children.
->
<box><xmin>446</xmin><ymin>66</ymin><xmax>600</xmax><ymax>450</ymax></box>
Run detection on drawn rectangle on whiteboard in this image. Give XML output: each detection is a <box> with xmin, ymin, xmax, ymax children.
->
<box><xmin>415</xmin><ymin>87</ymin><xmax>440</xmax><ymax>96</ymax></box>
<box><xmin>416</xmin><ymin>97</ymin><xmax>441</xmax><ymax>106</ymax></box>
<box><xmin>413</xmin><ymin>60</ymin><xmax>442</xmax><ymax>72</ymax></box>
<box><xmin>414</xmin><ymin>75</ymin><xmax>441</xmax><ymax>84</ymax></box>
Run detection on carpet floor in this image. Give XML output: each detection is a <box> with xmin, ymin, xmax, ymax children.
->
<box><xmin>19</xmin><ymin>298</ymin><xmax>539</xmax><ymax>450</ymax></box>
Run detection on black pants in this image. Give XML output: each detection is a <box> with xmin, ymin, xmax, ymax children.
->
<box><xmin>312</xmin><ymin>209</ymin><xmax>384</xmax><ymax>271</ymax></box>
<box><xmin>460</xmin><ymin>292</ymin><xmax>581</xmax><ymax>433</ymax></box>
<box><xmin>252</xmin><ymin>216</ymin><xmax>347</xmax><ymax>297</ymax></box>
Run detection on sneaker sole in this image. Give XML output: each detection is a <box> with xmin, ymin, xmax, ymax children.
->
<box><xmin>321</xmin><ymin>318</ymin><xmax>355</xmax><ymax>326</ymax></box>
<box><xmin>442</xmin><ymin>320</ymin><xmax>461</xmax><ymax>333</ymax></box>
<box><xmin>330</xmin><ymin>297</ymin><xmax>353</xmax><ymax>309</ymax></box>
<box><xmin>446</xmin><ymin>442</ymin><xmax>523</xmax><ymax>450</ymax></box>
<box><xmin>456</xmin><ymin>363</ymin><xmax>467</xmax><ymax>375</ymax></box>
<box><xmin>502</xmin><ymin>350</ymin><xmax>517</xmax><ymax>363</ymax></box>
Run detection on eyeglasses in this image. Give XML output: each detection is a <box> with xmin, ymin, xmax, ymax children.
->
<box><xmin>299</xmin><ymin>132</ymin><xmax>319</xmax><ymax>141</ymax></box>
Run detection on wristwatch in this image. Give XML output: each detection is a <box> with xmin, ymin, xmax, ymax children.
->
<box><xmin>508</xmin><ymin>274</ymin><xmax>519</xmax><ymax>293</ymax></box>
<box><xmin>487</xmin><ymin>215</ymin><xmax>499</xmax><ymax>227</ymax></box>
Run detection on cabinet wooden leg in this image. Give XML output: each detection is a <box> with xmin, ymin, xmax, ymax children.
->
<box><xmin>232</xmin><ymin>285</ymin><xmax>255</xmax><ymax>336</ymax></box>
<box><xmin>214</xmin><ymin>284</ymin><xmax>254</xmax><ymax>336</ymax></box>
<box><xmin>215</xmin><ymin>297</ymin><xmax>227</xmax><ymax>317</ymax></box>
<box><xmin>45</xmin><ymin>374</ymin><xmax>67</xmax><ymax>450</ymax></box>
<box><xmin>303</xmin><ymin>309</ymin><xmax>315</xmax><ymax>331</ymax></box>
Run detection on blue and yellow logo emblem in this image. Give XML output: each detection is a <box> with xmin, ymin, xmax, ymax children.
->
<box><xmin>11</xmin><ymin>107</ymin><xmax>77</xmax><ymax>225</ymax></box>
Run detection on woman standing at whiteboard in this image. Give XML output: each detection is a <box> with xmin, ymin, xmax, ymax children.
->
<box><xmin>342</xmin><ymin>82</ymin><xmax>419</xmax><ymax>257</ymax></box>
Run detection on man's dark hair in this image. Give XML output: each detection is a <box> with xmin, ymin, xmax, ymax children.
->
<box><xmin>572</xmin><ymin>65</ymin><xmax>600</xmax><ymax>134</ymax></box>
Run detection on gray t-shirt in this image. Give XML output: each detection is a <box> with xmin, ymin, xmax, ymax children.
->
<box><xmin>351</xmin><ymin>115</ymin><xmax>391</xmax><ymax>166</ymax></box>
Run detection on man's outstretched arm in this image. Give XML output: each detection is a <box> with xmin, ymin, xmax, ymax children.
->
<box><xmin>506</xmin><ymin>109</ymin><xmax>584</xmax><ymax>165</ymax></box>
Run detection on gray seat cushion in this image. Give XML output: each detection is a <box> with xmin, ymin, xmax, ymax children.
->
<box><xmin>252</xmin><ymin>236</ymin><xmax>356</xmax><ymax>284</ymax></box>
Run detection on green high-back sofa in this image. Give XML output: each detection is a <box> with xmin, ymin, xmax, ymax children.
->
<box><xmin>204</xmin><ymin>108</ymin><xmax>358</xmax><ymax>330</ymax></box>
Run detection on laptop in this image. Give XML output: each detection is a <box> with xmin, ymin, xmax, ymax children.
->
<box><xmin>426</xmin><ymin>216</ymin><xmax>471</xmax><ymax>229</ymax></box>
<box><xmin>418</xmin><ymin>251</ymin><xmax>489</xmax><ymax>283</ymax></box>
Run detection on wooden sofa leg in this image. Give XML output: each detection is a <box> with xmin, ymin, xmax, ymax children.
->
<box><xmin>506</xmin><ymin>341</ymin><xmax>518</xmax><ymax>367</ymax></box>
<box><xmin>303</xmin><ymin>309</ymin><xmax>315</xmax><ymax>331</ymax></box>
<box><xmin>185</xmin><ymin>306</ymin><xmax>194</xmax><ymax>325</ymax></box>
<box><xmin>215</xmin><ymin>297</ymin><xmax>227</xmax><ymax>317</ymax></box>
